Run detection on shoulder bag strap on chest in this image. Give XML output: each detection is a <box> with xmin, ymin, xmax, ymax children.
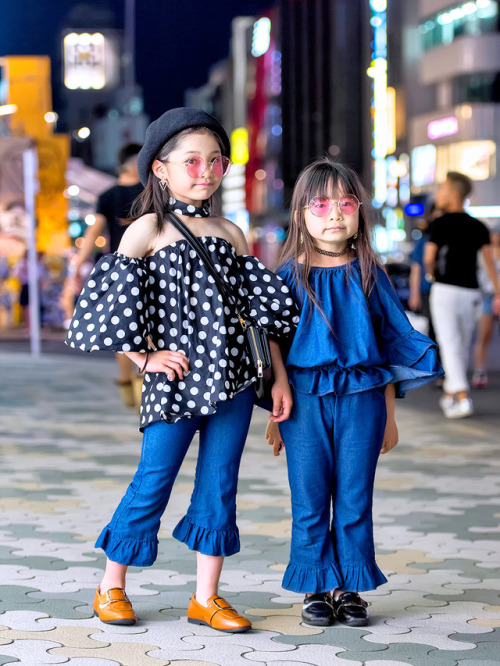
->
<box><xmin>166</xmin><ymin>212</ymin><xmax>246</xmax><ymax>324</ymax></box>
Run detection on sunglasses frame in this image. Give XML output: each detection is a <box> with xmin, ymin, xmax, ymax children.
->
<box><xmin>166</xmin><ymin>155</ymin><xmax>232</xmax><ymax>179</ymax></box>
<box><xmin>303</xmin><ymin>194</ymin><xmax>362</xmax><ymax>217</ymax></box>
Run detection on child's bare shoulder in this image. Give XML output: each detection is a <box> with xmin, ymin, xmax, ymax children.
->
<box><xmin>212</xmin><ymin>216</ymin><xmax>249</xmax><ymax>255</ymax></box>
<box><xmin>118</xmin><ymin>214</ymin><xmax>159</xmax><ymax>258</ymax></box>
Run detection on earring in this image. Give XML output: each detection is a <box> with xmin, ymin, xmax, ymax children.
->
<box><xmin>300</xmin><ymin>232</ymin><xmax>304</xmax><ymax>244</ymax></box>
<box><xmin>350</xmin><ymin>230</ymin><xmax>359</xmax><ymax>249</ymax></box>
<box><xmin>353</xmin><ymin>231</ymin><xmax>358</xmax><ymax>240</ymax></box>
<box><xmin>159</xmin><ymin>178</ymin><xmax>167</xmax><ymax>191</ymax></box>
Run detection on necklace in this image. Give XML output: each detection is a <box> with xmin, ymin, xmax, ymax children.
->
<box><xmin>314</xmin><ymin>245</ymin><xmax>349</xmax><ymax>257</ymax></box>
<box><xmin>168</xmin><ymin>197</ymin><xmax>210</xmax><ymax>218</ymax></box>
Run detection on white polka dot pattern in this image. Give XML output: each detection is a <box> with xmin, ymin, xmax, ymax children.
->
<box><xmin>65</xmin><ymin>236</ymin><xmax>299</xmax><ymax>430</ymax></box>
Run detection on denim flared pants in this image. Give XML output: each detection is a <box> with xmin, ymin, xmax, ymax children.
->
<box><xmin>95</xmin><ymin>386</ymin><xmax>254</xmax><ymax>566</ymax></box>
<box><xmin>279</xmin><ymin>387</ymin><xmax>389</xmax><ymax>594</ymax></box>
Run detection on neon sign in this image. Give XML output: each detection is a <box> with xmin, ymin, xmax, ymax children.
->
<box><xmin>427</xmin><ymin>116</ymin><xmax>459</xmax><ymax>140</ymax></box>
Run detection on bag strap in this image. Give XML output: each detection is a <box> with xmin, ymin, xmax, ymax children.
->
<box><xmin>165</xmin><ymin>211</ymin><xmax>248</xmax><ymax>327</ymax></box>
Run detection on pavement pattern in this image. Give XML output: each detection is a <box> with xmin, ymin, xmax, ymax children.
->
<box><xmin>0</xmin><ymin>349</ymin><xmax>499</xmax><ymax>666</ymax></box>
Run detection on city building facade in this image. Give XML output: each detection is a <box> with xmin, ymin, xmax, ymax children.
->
<box><xmin>402</xmin><ymin>0</ymin><xmax>499</xmax><ymax>216</ymax></box>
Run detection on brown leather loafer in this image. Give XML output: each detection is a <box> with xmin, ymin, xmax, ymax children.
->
<box><xmin>93</xmin><ymin>587</ymin><xmax>137</xmax><ymax>625</ymax></box>
<box><xmin>187</xmin><ymin>594</ymin><xmax>251</xmax><ymax>633</ymax></box>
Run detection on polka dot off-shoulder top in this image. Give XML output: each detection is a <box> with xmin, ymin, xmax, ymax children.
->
<box><xmin>66</xmin><ymin>236</ymin><xmax>300</xmax><ymax>429</ymax></box>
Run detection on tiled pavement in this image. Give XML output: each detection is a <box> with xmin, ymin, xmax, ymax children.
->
<box><xmin>0</xmin><ymin>349</ymin><xmax>499</xmax><ymax>666</ymax></box>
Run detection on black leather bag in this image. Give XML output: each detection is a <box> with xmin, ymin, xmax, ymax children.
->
<box><xmin>166</xmin><ymin>212</ymin><xmax>273</xmax><ymax>409</ymax></box>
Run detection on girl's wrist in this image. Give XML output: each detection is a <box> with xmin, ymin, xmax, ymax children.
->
<box><xmin>272</xmin><ymin>368</ymin><xmax>289</xmax><ymax>382</ymax></box>
<box><xmin>139</xmin><ymin>352</ymin><xmax>151</xmax><ymax>374</ymax></box>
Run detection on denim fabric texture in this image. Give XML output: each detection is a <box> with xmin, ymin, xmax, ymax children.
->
<box><xmin>279</xmin><ymin>387</ymin><xmax>388</xmax><ymax>594</ymax></box>
<box><xmin>95</xmin><ymin>386</ymin><xmax>254</xmax><ymax>566</ymax></box>
<box><xmin>278</xmin><ymin>260</ymin><xmax>443</xmax><ymax>399</ymax></box>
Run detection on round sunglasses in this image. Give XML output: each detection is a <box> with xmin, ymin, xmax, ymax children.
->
<box><xmin>304</xmin><ymin>195</ymin><xmax>361</xmax><ymax>217</ymax></box>
<box><xmin>166</xmin><ymin>155</ymin><xmax>232</xmax><ymax>179</ymax></box>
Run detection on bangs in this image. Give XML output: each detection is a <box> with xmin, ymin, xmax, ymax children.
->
<box><xmin>299</xmin><ymin>163</ymin><xmax>357</xmax><ymax>205</ymax></box>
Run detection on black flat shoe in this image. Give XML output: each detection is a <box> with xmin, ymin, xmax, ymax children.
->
<box><xmin>332</xmin><ymin>591</ymin><xmax>369</xmax><ymax>627</ymax></box>
<box><xmin>301</xmin><ymin>593</ymin><xmax>335</xmax><ymax>627</ymax></box>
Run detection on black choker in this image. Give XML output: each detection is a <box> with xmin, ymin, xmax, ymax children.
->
<box><xmin>314</xmin><ymin>245</ymin><xmax>349</xmax><ymax>258</ymax></box>
<box><xmin>168</xmin><ymin>197</ymin><xmax>210</xmax><ymax>218</ymax></box>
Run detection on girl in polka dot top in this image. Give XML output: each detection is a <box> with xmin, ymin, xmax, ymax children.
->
<box><xmin>66</xmin><ymin>108</ymin><xmax>299</xmax><ymax>631</ymax></box>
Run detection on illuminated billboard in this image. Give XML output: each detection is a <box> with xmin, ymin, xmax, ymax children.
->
<box><xmin>63</xmin><ymin>32</ymin><xmax>119</xmax><ymax>90</ymax></box>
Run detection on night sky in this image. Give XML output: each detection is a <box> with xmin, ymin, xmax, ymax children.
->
<box><xmin>0</xmin><ymin>0</ymin><xmax>274</xmax><ymax>123</ymax></box>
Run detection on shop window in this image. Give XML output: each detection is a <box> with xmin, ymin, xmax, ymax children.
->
<box><xmin>419</xmin><ymin>0</ymin><xmax>499</xmax><ymax>51</ymax></box>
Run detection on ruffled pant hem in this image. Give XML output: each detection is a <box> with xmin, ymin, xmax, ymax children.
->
<box><xmin>282</xmin><ymin>561</ymin><xmax>343</xmax><ymax>594</ymax></box>
<box><xmin>172</xmin><ymin>515</ymin><xmax>240</xmax><ymax>556</ymax></box>
<box><xmin>338</xmin><ymin>560</ymin><xmax>388</xmax><ymax>592</ymax></box>
<box><xmin>95</xmin><ymin>526</ymin><xmax>158</xmax><ymax>567</ymax></box>
<box><xmin>282</xmin><ymin>559</ymin><xmax>387</xmax><ymax>594</ymax></box>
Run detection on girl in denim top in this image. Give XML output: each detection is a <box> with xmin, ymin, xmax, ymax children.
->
<box><xmin>266</xmin><ymin>158</ymin><xmax>442</xmax><ymax>628</ymax></box>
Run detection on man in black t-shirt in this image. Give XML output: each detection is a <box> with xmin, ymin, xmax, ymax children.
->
<box><xmin>72</xmin><ymin>143</ymin><xmax>143</xmax><ymax>407</ymax></box>
<box><xmin>73</xmin><ymin>143</ymin><xmax>143</xmax><ymax>268</ymax></box>
<box><xmin>424</xmin><ymin>171</ymin><xmax>500</xmax><ymax>419</ymax></box>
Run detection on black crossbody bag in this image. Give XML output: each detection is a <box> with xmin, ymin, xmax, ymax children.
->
<box><xmin>166</xmin><ymin>212</ymin><xmax>273</xmax><ymax>407</ymax></box>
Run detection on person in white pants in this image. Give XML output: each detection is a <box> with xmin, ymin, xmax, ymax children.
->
<box><xmin>430</xmin><ymin>283</ymin><xmax>480</xmax><ymax>403</ymax></box>
<box><xmin>425</xmin><ymin>172</ymin><xmax>500</xmax><ymax>419</ymax></box>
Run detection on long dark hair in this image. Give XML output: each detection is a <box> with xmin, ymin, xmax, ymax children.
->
<box><xmin>127</xmin><ymin>127</ymin><xmax>224</xmax><ymax>234</ymax></box>
<box><xmin>278</xmin><ymin>157</ymin><xmax>381</xmax><ymax>317</ymax></box>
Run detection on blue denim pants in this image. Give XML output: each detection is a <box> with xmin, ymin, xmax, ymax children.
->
<box><xmin>279</xmin><ymin>387</ymin><xmax>389</xmax><ymax>594</ymax></box>
<box><xmin>95</xmin><ymin>386</ymin><xmax>254</xmax><ymax>566</ymax></box>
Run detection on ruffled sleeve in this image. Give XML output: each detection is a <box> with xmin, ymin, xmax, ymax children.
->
<box><xmin>65</xmin><ymin>253</ymin><xmax>151</xmax><ymax>353</ymax></box>
<box><xmin>235</xmin><ymin>255</ymin><xmax>300</xmax><ymax>340</ymax></box>
<box><xmin>368</xmin><ymin>266</ymin><xmax>443</xmax><ymax>397</ymax></box>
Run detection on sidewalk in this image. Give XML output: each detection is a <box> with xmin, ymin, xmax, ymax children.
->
<box><xmin>0</xmin><ymin>349</ymin><xmax>499</xmax><ymax>666</ymax></box>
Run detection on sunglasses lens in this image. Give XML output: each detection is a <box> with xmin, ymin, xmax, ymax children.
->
<box><xmin>211</xmin><ymin>156</ymin><xmax>231</xmax><ymax>178</ymax></box>
<box><xmin>339</xmin><ymin>195</ymin><xmax>359</xmax><ymax>215</ymax></box>
<box><xmin>186</xmin><ymin>157</ymin><xmax>204</xmax><ymax>178</ymax></box>
<box><xmin>309</xmin><ymin>196</ymin><xmax>331</xmax><ymax>216</ymax></box>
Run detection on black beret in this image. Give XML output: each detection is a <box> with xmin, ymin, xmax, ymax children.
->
<box><xmin>137</xmin><ymin>107</ymin><xmax>231</xmax><ymax>186</ymax></box>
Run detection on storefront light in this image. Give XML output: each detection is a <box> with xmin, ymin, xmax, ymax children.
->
<box><xmin>231</xmin><ymin>128</ymin><xmax>249</xmax><ymax>165</ymax></box>
<box><xmin>252</xmin><ymin>18</ymin><xmax>271</xmax><ymax>57</ymax></box>
<box><xmin>427</xmin><ymin>116</ymin><xmax>458</xmax><ymax>140</ymax></box>
<box><xmin>68</xmin><ymin>222</ymin><xmax>81</xmax><ymax>237</ymax></box>
<box><xmin>370</xmin><ymin>0</ymin><xmax>387</xmax><ymax>12</ymax></box>
<box><xmin>64</xmin><ymin>32</ymin><xmax>112</xmax><ymax>90</ymax></box>
<box><xmin>0</xmin><ymin>104</ymin><xmax>17</xmax><ymax>116</ymax></box>
<box><xmin>467</xmin><ymin>205</ymin><xmax>500</xmax><ymax>218</ymax></box>
<box><xmin>77</xmin><ymin>127</ymin><xmax>91</xmax><ymax>139</ymax></box>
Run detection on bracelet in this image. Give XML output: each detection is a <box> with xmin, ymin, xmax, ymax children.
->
<box><xmin>139</xmin><ymin>352</ymin><xmax>150</xmax><ymax>375</ymax></box>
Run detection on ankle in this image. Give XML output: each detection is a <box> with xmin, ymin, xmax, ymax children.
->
<box><xmin>194</xmin><ymin>592</ymin><xmax>215</xmax><ymax>607</ymax></box>
<box><xmin>100</xmin><ymin>580</ymin><xmax>126</xmax><ymax>594</ymax></box>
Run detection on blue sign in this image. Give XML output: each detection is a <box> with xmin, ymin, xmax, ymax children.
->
<box><xmin>404</xmin><ymin>202</ymin><xmax>424</xmax><ymax>217</ymax></box>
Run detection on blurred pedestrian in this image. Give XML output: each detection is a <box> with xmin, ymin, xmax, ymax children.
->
<box><xmin>265</xmin><ymin>158</ymin><xmax>442</xmax><ymax>628</ymax></box>
<box><xmin>12</xmin><ymin>250</ymin><xmax>48</xmax><ymax>329</ymax></box>
<box><xmin>424</xmin><ymin>172</ymin><xmax>500</xmax><ymax>418</ymax></box>
<box><xmin>0</xmin><ymin>256</ymin><xmax>11</xmax><ymax>329</ymax></box>
<box><xmin>408</xmin><ymin>204</ymin><xmax>442</xmax><ymax>365</ymax></box>
<box><xmin>472</xmin><ymin>223</ymin><xmax>500</xmax><ymax>388</ymax></box>
<box><xmin>71</xmin><ymin>143</ymin><xmax>143</xmax><ymax>408</ymax></box>
<box><xmin>66</xmin><ymin>108</ymin><xmax>298</xmax><ymax>631</ymax></box>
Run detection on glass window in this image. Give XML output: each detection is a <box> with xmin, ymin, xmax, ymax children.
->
<box><xmin>419</xmin><ymin>0</ymin><xmax>499</xmax><ymax>51</ymax></box>
<box><xmin>452</xmin><ymin>71</ymin><xmax>500</xmax><ymax>103</ymax></box>
<box><xmin>436</xmin><ymin>140</ymin><xmax>496</xmax><ymax>181</ymax></box>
